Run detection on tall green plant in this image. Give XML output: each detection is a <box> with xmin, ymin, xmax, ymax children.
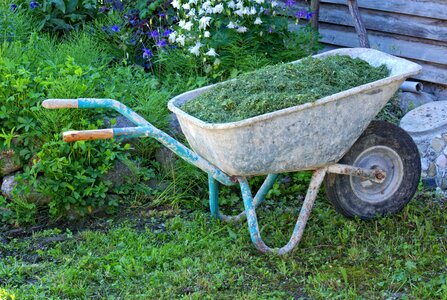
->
<box><xmin>16</xmin><ymin>137</ymin><xmax>130</xmax><ymax>219</ymax></box>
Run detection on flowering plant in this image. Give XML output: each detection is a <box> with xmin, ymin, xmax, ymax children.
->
<box><xmin>167</xmin><ymin>0</ymin><xmax>315</xmax><ymax>70</ymax></box>
<box><xmin>97</xmin><ymin>0</ymin><xmax>176</xmax><ymax>68</ymax></box>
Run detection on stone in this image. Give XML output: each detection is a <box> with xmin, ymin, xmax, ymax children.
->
<box><xmin>436</xmin><ymin>176</ymin><xmax>447</xmax><ymax>190</ymax></box>
<box><xmin>400</xmin><ymin>101</ymin><xmax>447</xmax><ymax>138</ymax></box>
<box><xmin>427</xmin><ymin>163</ymin><xmax>437</xmax><ymax>177</ymax></box>
<box><xmin>155</xmin><ymin>147</ymin><xmax>176</xmax><ymax>175</ymax></box>
<box><xmin>400</xmin><ymin>101</ymin><xmax>447</xmax><ymax>190</ymax></box>
<box><xmin>399</xmin><ymin>92</ymin><xmax>435</xmax><ymax>113</ymax></box>
<box><xmin>102</xmin><ymin>160</ymin><xmax>139</xmax><ymax>189</ymax></box>
<box><xmin>1</xmin><ymin>175</ymin><xmax>17</xmax><ymax>199</ymax></box>
<box><xmin>422</xmin><ymin>177</ymin><xmax>437</xmax><ymax>189</ymax></box>
<box><xmin>168</xmin><ymin>113</ymin><xmax>183</xmax><ymax>136</ymax></box>
<box><xmin>431</xmin><ymin>138</ymin><xmax>445</xmax><ymax>153</ymax></box>
<box><xmin>421</xmin><ymin>158</ymin><xmax>429</xmax><ymax>171</ymax></box>
<box><xmin>1</xmin><ymin>174</ymin><xmax>51</xmax><ymax>205</ymax></box>
<box><xmin>0</xmin><ymin>150</ymin><xmax>22</xmax><ymax>176</ymax></box>
<box><xmin>105</xmin><ymin>116</ymin><xmax>135</xmax><ymax>128</ymax></box>
<box><xmin>436</xmin><ymin>154</ymin><xmax>447</xmax><ymax>168</ymax></box>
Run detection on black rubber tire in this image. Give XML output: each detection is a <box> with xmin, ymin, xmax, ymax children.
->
<box><xmin>325</xmin><ymin>120</ymin><xmax>421</xmax><ymax>219</ymax></box>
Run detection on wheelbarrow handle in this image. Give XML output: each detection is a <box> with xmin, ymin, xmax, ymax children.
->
<box><xmin>42</xmin><ymin>99</ymin><xmax>79</xmax><ymax>109</ymax></box>
<box><xmin>63</xmin><ymin>129</ymin><xmax>114</xmax><ymax>142</ymax></box>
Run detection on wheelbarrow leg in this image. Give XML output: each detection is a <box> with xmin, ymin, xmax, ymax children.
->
<box><xmin>208</xmin><ymin>174</ymin><xmax>279</xmax><ymax>222</ymax></box>
<box><xmin>238</xmin><ymin>168</ymin><xmax>327</xmax><ymax>255</ymax></box>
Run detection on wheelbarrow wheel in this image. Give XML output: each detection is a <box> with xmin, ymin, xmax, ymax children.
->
<box><xmin>325</xmin><ymin>120</ymin><xmax>420</xmax><ymax>219</ymax></box>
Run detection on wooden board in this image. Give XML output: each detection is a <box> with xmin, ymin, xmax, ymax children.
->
<box><xmin>318</xmin><ymin>3</ymin><xmax>447</xmax><ymax>42</ymax></box>
<box><xmin>283</xmin><ymin>2</ymin><xmax>447</xmax><ymax>42</ymax></box>
<box><xmin>311</xmin><ymin>23</ymin><xmax>447</xmax><ymax>65</ymax></box>
<box><xmin>321</xmin><ymin>0</ymin><xmax>447</xmax><ymax>21</ymax></box>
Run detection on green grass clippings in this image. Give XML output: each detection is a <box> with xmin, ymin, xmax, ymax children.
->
<box><xmin>182</xmin><ymin>55</ymin><xmax>390</xmax><ymax>123</ymax></box>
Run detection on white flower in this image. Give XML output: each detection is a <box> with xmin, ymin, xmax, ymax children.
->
<box><xmin>254</xmin><ymin>17</ymin><xmax>262</xmax><ymax>25</ymax></box>
<box><xmin>250</xmin><ymin>7</ymin><xmax>257</xmax><ymax>15</ymax></box>
<box><xmin>236</xmin><ymin>26</ymin><xmax>248</xmax><ymax>33</ymax></box>
<box><xmin>271</xmin><ymin>1</ymin><xmax>278</xmax><ymax>7</ymax></box>
<box><xmin>214</xmin><ymin>58</ymin><xmax>221</xmax><ymax>66</ymax></box>
<box><xmin>206</xmin><ymin>48</ymin><xmax>217</xmax><ymax>57</ymax></box>
<box><xmin>189</xmin><ymin>42</ymin><xmax>202</xmax><ymax>56</ymax></box>
<box><xmin>182</xmin><ymin>3</ymin><xmax>190</xmax><ymax>10</ymax></box>
<box><xmin>176</xmin><ymin>34</ymin><xmax>186</xmax><ymax>46</ymax></box>
<box><xmin>204</xmin><ymin>31</ymin><xmax>210</xmax><ymax>37</ymax></box>
<box><xmin>213</xmin><ymin>4</ymin><xmax>224</xmax><ymax>14</ymax></box>
<box><xmin>227</xmin><ymin>21</ymin><xmax>237</xmax><ymax>29</ymax></box>
<box><xmin>198</xmin><ymin>8</ymin><xmax>205</xmax><ymax>15</ymax></box>
<box><xmin>236</xmin><ymin>1</ymin><xmax>243</xmax><ymax>9</ymax></box>
<box><xmin>205</xmin><ymin>7</ymin><xmax>213</xmax><ymax>14</ymax></box>
<box><xmin>187</xmin><ymin>8</ymin><xmax>196</xmax><ymax>17</ymax></box>
<box><xmin>180</xmin><ymin>20</ymin><xmax>193</xmax><ymax>31</ymax></box>
<box><xmin>168</xmin><ymin>32</ymin><xmax>176</xmax><ymax>43</ymax></box>
<box><xmin>171</xmin><ymin>0</ymin><xmax>180</xmax><ymax>9</ymax></box>
<box><xmin>202</xmin><ymin>0</ymin><xmax>211</xmax><ymax>9</ymax></box>
<box><xmin>255</xmin><ymin>0</ymin><xmax>264</xmax><ymax>4</ymax></box>
<box><xmin>199</xmin><ymin>16</ymin><xmax>211</xmax><ymax>30</ymax></box>
<box><xmin>228</xmin><ymin>1</ymin><xmax>236</xmax><ymax>9</ymax></box>
<box><xmin>234</xmin><ymin>9</ymin><xmax>244</xmax><ymax>16</ymax></box>
<box><xmin>188</xmin><ymin>0</ymin><xmax>198</xmax><ymax>5</ymax></box>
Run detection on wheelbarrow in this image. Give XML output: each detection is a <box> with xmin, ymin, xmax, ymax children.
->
<box><xmin>42</xmin><ymin>48</ymin><xmax>422</xmax><ymax>255</ymax></box>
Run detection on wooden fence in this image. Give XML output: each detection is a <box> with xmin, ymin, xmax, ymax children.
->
<box><xmin>287</xmin><ymin>0</ymin><xmax>447</xmax><ymax>85</ymax></box>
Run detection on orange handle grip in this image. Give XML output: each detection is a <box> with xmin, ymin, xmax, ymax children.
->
<box><xmin>63</xmin><ymin>129</ymin><xmax>114</xmax><ymax>142</ymax></box>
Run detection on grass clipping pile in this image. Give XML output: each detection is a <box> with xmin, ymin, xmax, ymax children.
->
<box><xmin>182</xmin><ymin>55</ymin><xmax>390</xmax><ymax>123</ymax></box>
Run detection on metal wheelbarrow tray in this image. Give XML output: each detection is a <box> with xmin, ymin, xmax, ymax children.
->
<box><xmin>168</xmin><ymin>48</ymin><xmax>421</xmax><ymax>176</ymax></box>
<box><xmin>43</xmin><ymin>48</ymin><xmax>422</xmax><ymax>255</ymax></box>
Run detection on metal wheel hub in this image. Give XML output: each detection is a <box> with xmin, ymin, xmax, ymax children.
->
<box><xmin>350</xmin><ymin>146</ymin><xmax>404</xmax><ymax>203</ymax></box>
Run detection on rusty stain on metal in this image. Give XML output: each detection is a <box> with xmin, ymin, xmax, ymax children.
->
<box><xmin>327</xmin><ymin>164</ymin><xmax>386</xmax><ymax>183</ymax></box>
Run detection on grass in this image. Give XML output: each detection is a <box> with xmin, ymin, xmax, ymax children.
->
<box><xmin>182</xmin><ymin>55</ymin><xmax>389</xmax><ymax>123</ymax></box>
<box><xmin>1</xmin><ymin>188</ymin><xmax>446</xmax><ymax>299</ymax></box>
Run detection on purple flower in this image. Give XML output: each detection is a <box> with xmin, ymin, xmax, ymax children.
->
<box><xmin>284</xmin><ymin>0</ymin><xmax>295</xmax><ymax>7</ymax></box>
<box><xmin>111</xmin><ymin>25</ymin><xmax>120</xmax><ymax>32</ymax></box>
<box><xmin>112</xmin><ymin>0</ymin><xmax>124</xmax><ymax>11</ymax></box>
<box><xmin>294</xmin><ymin>9</ymin><xmax>307</xmax><ymax>19</ymax></box>
<box><xmin>156</xmin><ymin>39</ymin><xmax>167</xmax><ymax>48</ymax></box>
<box><xmin>150</xmin><ymin>30</ymin><xmax>159</xmax><ymax>39</ymax></box>
<box><xmin>159</xmin><ymin>13</ymin><xmax>166</xmax><ymax>17</ymax></box>
<box><xmin>306</xmin><ymin>11</ymin><xmax>314</xmax><ymax>20</ymax></box>
<box><xmin>142</xmin><ymin>48</ymin><xmax>153</xmax><ymax>59</ymax></box>
<box><xmin>99</xmin><ymin>6</ymin><xmax>109</xmax><ymax>13</ymax></box>
<box><xmin>10</xmin><ymin>3</ymin><xmax>17</xmax><ymax>11</ymax></box>
<box><xmin>30</xmin><ymin>1</ymin><xmax>38</xmax><ymax>9</ymax></box>
<box><xmin>163</xmin><ymin>29</ymin><xmax>174</xmax><ymax>37</ymax></box>
<box><xmin>268</xmin><ymin>27</ymin><xmax>273</xmax><ymax>34</ymax></box>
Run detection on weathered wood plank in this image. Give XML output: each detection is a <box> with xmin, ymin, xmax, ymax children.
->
<box><xmin>321</xmin><ymin>0</ymin><xmax>447</xmax><ymax>21</ymax></box>
<box><xmin>310</xmin><ymin>23</ymin><xmax>447</xmax><ymax>65</ymax></box>
<box><xmin>320</xmin><ymin>3</ymin><xmax>447</xmax><ymax>42</ymax></box>
<box><xmin>412</xmin><ymin>60</ymin><xmax>447</xmax><ymax>85</ymax></box>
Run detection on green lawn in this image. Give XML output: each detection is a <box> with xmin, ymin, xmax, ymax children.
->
<box><xmin>1</xmin><ymin>190</ymin><xmax>445</xmax><ymax>299</ymax></box>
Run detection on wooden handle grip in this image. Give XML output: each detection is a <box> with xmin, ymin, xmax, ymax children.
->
<box><xmin>42</xmin><ymin>99</ymin><xmax>78</xmax><ymax>109</ymax></box>
<box><xmin>63</xmin><ymin>129</ymin><xmax>114</xmax><ymax>142</ymax></box>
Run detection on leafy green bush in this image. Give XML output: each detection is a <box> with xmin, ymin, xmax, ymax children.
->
<box><xmin>16</xmin><ymin>137</ymin><xmax>130</xmax><ymax>219</ymax></box>
<box><xmin>14</xmin><ymin>0</ymin><xmax>99</xmax><ymax>34</ymax></box>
